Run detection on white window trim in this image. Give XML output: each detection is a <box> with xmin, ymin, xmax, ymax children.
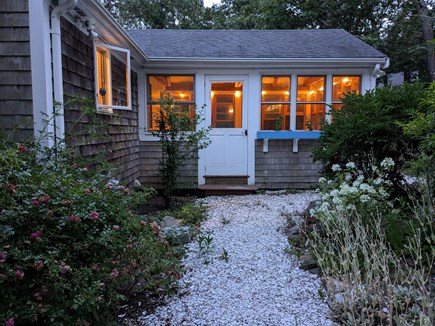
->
<box><xmin>94</xmin><ymin>42</ymin><xmax>132</xmax><ymax>112</ymax></box>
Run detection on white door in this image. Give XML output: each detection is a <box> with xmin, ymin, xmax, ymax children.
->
<box><xmin>204</xmin><ymin>75</ymin><xmax>248</xmax><ymax>176</ymax></box>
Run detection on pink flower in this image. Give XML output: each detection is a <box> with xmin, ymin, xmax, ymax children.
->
<box><xmin>40</xmin><ymin>285</ymin><xmax>49</xmax><ymax>296</ymax></box>
<box><xmin>107</xmin><ymin>183</ymin><xmax>113</xmax><ymax>190</ymax></box>
<box><xmin>33</xmin><ymin>260</ymin><xmax>44</xmax><ymax>271</ymax></box>
<box><xmin>5</xmin><ymin>318</ymin><xmax>14</xmax><ymax>326</ymax></box>
<box><xmin>110</xmin><ymin>268</ymin><xmax>119</xmax><ymax>279</ymax></box>
<box><xmin>6</xmin><ymin>183</ymin><xmax>16</xmax><ymax>194</ymax></box>
<box><xmin>112</xmin><ymin>225</ymin><xmax>120</xmax><ymax>231</ymax></box>
<box><xmin>68</xmin><ymin>216</ymin><xmax>81</xmax><ymax>223</ymax></box>
<box><xmin>32</xmin><ymin>198</ymin><xmax>39</xmax><ymax>206</ymax></box>
<box><xmin>150</xmin><ymin>221</ymin><xmax>161</xmax><ymax>238</ymax></box>
<box><xmin>17</xmin><ymin>143</ymin><xmax>27</xmax><ymax>153</ymax></box>
<box><xmin>0</xmin><ymin>251</ymin><xmax>6</xmax><ymax>264</ymax></box>
<box><xmin>34</xmin><ymin>292</ymin><xmax>43</xmax><ymax>301</ymax></box>
<box><xmin>60</xmin><ymin>264</ymin><xmax>71</xmax><ymax>275</ymax></box>
<box><xmin>72</xmin><ymin>163</ymin><xmax>78</xmax><ymax>169</ymax></box>
<box><xmin>90</xmin><ymin>211</ymin><xmax>100</xmax><ymax>221</ymax></box>
<box><xmin>91</xmin><ymin>263</ymin><xmax>100</xmax><ymax>271</ymax></box>
<box><xmin>15</xmin><ymin>269</ymin><xmax>24</xmax><ymax>280</ymax></box>
<box><xmin>29</xmin><ymin>231</ymin><xmax>42</xmax><ymax>241</ymax></box>
<box><xmin>38</xmin><ymin>194</ymin><xmax>50</xmax><ymax>204</ymax></box>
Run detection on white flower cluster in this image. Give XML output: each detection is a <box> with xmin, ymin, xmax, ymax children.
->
<box><xmin>314</xmin><ymin>159</ymin><xmax>395</xmax><ymax>220</ymax></box>
<box><xmin>380</xmin><ymin>157</ymin><xmax>395</xmax><ymax>169</ymax></box>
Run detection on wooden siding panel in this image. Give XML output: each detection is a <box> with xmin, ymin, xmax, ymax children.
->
<box><xmin>255</xmin><ymin>139</ymin><xmax>322</xmax><ymax>189</ymax></box>
<box><xmin>138</xmin><ymin>141</ymin><xmax>198</xmax><ymax>189</ymax></box>
<box><xmin>60</xmin><ymin>17</ymin><xmax>140</xmax><ymax>186</ymax></box>
<box><xmin>0</xmin><ymin>0</ymin><xmax>33</xmax><ymax>141</ymax></box>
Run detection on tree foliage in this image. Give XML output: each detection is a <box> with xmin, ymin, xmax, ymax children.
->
<box><xmin>101</xmin><ymin>0</ymin><xmax>434</xmax><ymax>82</ymax></box>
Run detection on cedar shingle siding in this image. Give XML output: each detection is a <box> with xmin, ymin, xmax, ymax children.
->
<box><xmin>61</xmin><ymin>17</ymin><xmax>140</xmax><ymax>185</ymax></box>
<box><xmin>139</xmin><ymin>141</ymin><xmax>198</xmax><ymax>189</ymax></box>
<box><xmin>255</xmin><ymin>139</ymin><xmax>322</xmax><ymax>189</ymax></box>
<box><xmin>0</xmin><ymin>0</ymin><xmax>33</xmax><ymax>141</ymax></box>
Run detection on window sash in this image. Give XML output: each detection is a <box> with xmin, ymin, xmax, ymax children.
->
<box><xmin>94</xmin><ymin>43</ymin><xmax>131</xmax><ymax>112</ymax></box>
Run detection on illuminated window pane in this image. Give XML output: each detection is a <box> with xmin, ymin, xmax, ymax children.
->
<box><xmin>297</xmin><ymin>76</ymin><xmax>325</xmax><ymax>102</ymax></box>
<box><xmin>332</xmin><ymin>76</ymin><xmax>361</xmax><ymax>101</ymax></box>
<box><xmin>296</xmin><ymin>104</ymin><xmax>325</xmax><ymax>131</ymax></box>
<box><xmin>261</xmin><ymin>76</ymin><xmax>290</xmax><ymax>102</ymax></box>
<box><xmin>96</xmin><ymin>48</ymin><xmax>111</xmax><ymax>107</ymax></box>
<box><xmin>261</xmin><ymin>104</ymin><xmax>290</xmax><ymax>130</ymax></box>
<box><xmin>148</xmin><ymin>75</ymin><xmax>194</xmax><ymax>102</ymax></box>
<box><xmin>211</xmin><ymin>82</ymin><xmax>243</xmax><ymax>128</ymax></box>
<box><xmin>148</xmin><ymin>104</ymin><xmax>195</xmax><ymax>131</ymax></box>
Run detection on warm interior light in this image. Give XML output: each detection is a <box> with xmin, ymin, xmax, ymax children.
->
<box><xmin>261</xmin><ymin>91</ymin><xmax>266</xmax><ymax>96</ymax></box>
<box><xmin>343</xmin><ymin>77</ymin><xmax>349</xmax><ymax>83</ymax></box>
<box><xmin>319</xmin><ymin>86</ymin><xmax>324</xmax><ymax>91</ymax></box>
<box><xmin>179</xmin><ymin>92</ymin><xmax>186</xmax><ymax>98</ymax></box>
<box><xmin>284</xmin><ymin>91</ymin><xmax>290</xmax><ymax>96</ymax></box>
<box><xmin>309</xmin><ymin>90</ymin><xmax>316</xmax><ymax>95</ymax></box>
<box><xmin>211</xmin><ymin>91</ymin><xmax>214</xmax><ymax>97</ymax></box>
<box><xmin>235</xmin><ymin>90</ymin><xmax>241</xmax><ymax>97</ymax></box>
<box><xmin>228</xmin><ymin>108</ymin><xmax>234</xmax><ymax>113</ymax></box>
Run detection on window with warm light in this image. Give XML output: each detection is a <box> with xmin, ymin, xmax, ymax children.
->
<box><xmin>147</xmin><ymin>75</ymin><xmax>195</xmax><ymax>130</ymax></box>
<box><xmin>261</xmin><ymin>76</ymin><xmax>290</xmax><ymax>130</ymax></box>
<box><xmin>211</xmin><ymin>82</ymin><xmax>243</xmax><ymax>128</ymax></box>
<box><xmin>331</xmin><ymin>76</ymin><xmax>361</xmax><ymax>110</ymax></box>
<box><xmin>297</xmin><ymin>76</ymin><xmax>326</xmax><ymax>130</ymax></box>
<box><xmin>95</xmin><ymin>44</ymin><xmax>131</xmax><ymax>113</ymax></box>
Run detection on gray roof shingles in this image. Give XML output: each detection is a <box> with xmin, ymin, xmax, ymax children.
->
<box><xmin>127</xmin><ymin>29</ymin><xmax>386</xmax><ymax>59</ymax></box>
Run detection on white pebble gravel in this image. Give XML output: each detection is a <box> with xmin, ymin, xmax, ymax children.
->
<box><xmin>137</xmin><ymin>191</ymin><xmax>337</xmax><ymax>326</ymax></box>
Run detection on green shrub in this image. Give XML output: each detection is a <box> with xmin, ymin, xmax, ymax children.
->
<box><xmin>152</xmin><ymin>92</ymin><xmax>211</xmax><ymax>207</ymax></box>
<box><xmin>313</xmin><ymin>83</ymin><xmax>426</xmax><ymax>186</ymax></box>
<box><xmin>0</xmin><ymin>142</ymin><xmax>180</xmax><ymax>325</ymax></box>
<box><xmin>400</xmin><ymin>82</ymin><xmax>435</xmax><ymax>200</ymax></box>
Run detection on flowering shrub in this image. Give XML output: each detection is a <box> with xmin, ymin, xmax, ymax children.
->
<box><xmin>309</xmin><ymin>159</ymin><xmax>434</xmax><ymax>325</ymax></box>
<box><xmin>311</xmin><ymin>158</ymin><xmax>406</xmax><ymax>250</ymax></box>
<box><xmin>312</xmin><ymin>83</ymin><xmax>425</xmax><ymax>188</ymax></box>
<box><xmin>0</xmin><ymin>142</ymin><xmax>180</xmax><ymax>325</ymax></box>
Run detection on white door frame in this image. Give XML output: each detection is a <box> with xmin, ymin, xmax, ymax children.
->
<box><xmin>198</xmin><ymin>74</ymin><xmax>255</xmax><ymax>185</ymax></box>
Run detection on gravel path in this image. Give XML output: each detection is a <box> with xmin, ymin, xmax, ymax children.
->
<box><xmin>138</xmin><ymin>191</ymin><xmax>336</xmax><ymax>326</ymax></box>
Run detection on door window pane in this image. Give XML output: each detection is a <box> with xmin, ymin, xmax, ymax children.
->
<box><xmin>211</xmin><ymin>82</ymin><xmax>243</xmax><ymax>128</ymax></box>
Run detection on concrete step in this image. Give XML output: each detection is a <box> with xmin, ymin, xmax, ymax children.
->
<box><xmin>198</xmin><ymin>184</ymin><xmax>257</xmax><ymax>196</ymax></box>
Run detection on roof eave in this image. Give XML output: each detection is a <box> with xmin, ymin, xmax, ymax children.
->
<box><xmin>146</xmin><ymin>57</ymin><xmax>388</xmax><ymax>64</ymax></box>
<box><xmin>76</xmin><ymin>0</ymin><xmax>148</xmax><ymax>63</ymax></box>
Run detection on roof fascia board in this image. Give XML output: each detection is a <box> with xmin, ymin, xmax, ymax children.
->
<box><xmin>76</xmin><ymin>0</ymin><xmax>148</xmax><ymax>63</ymax></box>
<box><xmin>143</xmin><ymin>58</ymin><xmax>387</xmax><ymax>70</ymax></box>
<box><xmin>147</xmin><ymin>57</ymin><xmax>387</xmax><ymax>64</ymax></box>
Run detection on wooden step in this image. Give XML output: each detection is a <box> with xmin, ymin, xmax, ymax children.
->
<box><xmin>198</xmin><ymin>184</ymin><xmax>257</xmax><ymax>196</ymax></box>
<box><xmin>204</xmin><ymin>175</ymin><xmax>249</xmax><ymax>185</ymax></box>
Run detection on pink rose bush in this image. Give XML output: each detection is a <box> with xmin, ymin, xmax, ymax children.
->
<box><xmin>0</xmin><ymin>140</ymin><xmax>178</xmax><ymax>325</ymax></box>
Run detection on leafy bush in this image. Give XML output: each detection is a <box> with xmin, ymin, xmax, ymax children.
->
<box><xmin>0</xmin><ymin>142</ymin><xmax>180</xmax><ymax>325</ymax></box>
<box><xmin>310</xmin><ymin>160</ymin><xmax>434</xmax><ymax>325</ymax></box>
<box><xmin>152</xmin><ymin>92</ymin><xmax>211</xmax><ymax>207</ymax></box>
<box><xmin>400</xmin><ymin>82</ymin><xmax>435</xmax><ymax>199</ymax></box>
<box><xmin>313</xmin><ymin>83</ymin><xmax>426</xmax><ymax>186</ymax></box>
